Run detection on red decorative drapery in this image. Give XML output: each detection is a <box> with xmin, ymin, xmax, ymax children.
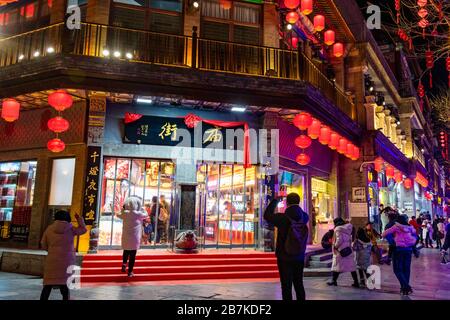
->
<box><xmin>184</xmin><ymin>113</ymin><xmax>251</xmax><ymax>168</ymax></box>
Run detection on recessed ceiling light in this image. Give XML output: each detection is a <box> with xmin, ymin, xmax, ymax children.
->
<box><xmin>102</xmin><ymin>49</ymin><xmax>110</xmax><ymax>57</ymax></box>
<box><xmin>113</xmin><ymin>51</ymin><xmax>121</xmax><ymax>58</ymax></box>
<box><xmin>33</xmin><ymin>51</ymin><xmax>40</xmax><ymax>57</ymax></box>
<box><xmin>47</xmin><ymin>47</ymin><xmax>55</xmax><ymax>53</ymax></box>
<box><xmin>231</xmin><ymin>107</ymin><xmax>246</xmax><ymax>112</ymax></box>
<box><xmin>137</xmin><ymin>98</ymin><xmax>153</xmax><ymax>104</ymax></box>
<box><xmin>125</xmin><ymin>52</ymin><xmax>133</xmax><ymax>59</ymax></box>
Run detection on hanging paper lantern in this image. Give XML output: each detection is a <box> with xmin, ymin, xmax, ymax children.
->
<box><xmin>345</xmin><ymin>143</ymin><xmax>354</xmax><ymax>158</ymax></box>
<box><xmin>300</xmin><ymin>0</ymin><xmax>313</xmax><ymax>15</ymax></box>
<box><xmin>337</xmin><ymin>137</ymin><xmax>347</xmax><ymax>154</ymax></box>
<box><xmin>296</xmin><ymin>153</ymin><xmax>310</xmax><ymax>166</ymax></box>
<box><xmin>417</xmin><ymin>81</ymin><xmax>425</xmax><ymax>98</ymax></box>
<box><xmin>293</xmin><ymin>112</ymin><xmax>313</xmax><ymax>130</ymax></box>
<box><xmin>219</xmin><ymin>0</ymin><xmax>231</xmax><ymax>10</ymax></box>
<box><xmin>307</xmin><ymin>119</ymin><xmax>321</xmax><ymax>139</ymax></box>
<box><xmin>418</xmin><ymin>8</ymin><xmax>428</xmax><ymax>18</ymax></box>
<box><xmin>395</xmin><ymin>0</ymin><xmax>401</xmax><ymax>23</ymax></box>
<box><xmin>333</xmin><ymin>42</ymin><xmax>344</xmax><ymax>58</ymax></box>
<box><xmin>1</xmin><ymin>98</ymin><xmax>20</xmax><ymax>122</ymax></box>
<box><xmin>446</xmin><ymin>56</ymin><xmax>450</xmax><ymax>87</ymax></box>
<box><xmin>290</xmin><ymin>36</ymin><xmax>299</xmax><ymax>49</ymax></box>
<box><xmin>47</xmin><ymin>138</ymin><xmax>65</xmax><ymax>153</ymax></box>
<box><xmin>324</xmin><ymin>30</ymin><xmax>335</xmax><ymax>46</ymax></box>
<box><xmin>417</xmin><ymin>0</ymin><xmax>427</xmax><ymax>7</ymax></box>
<box><xmin>374</xmin><ymin>157</ymin><xmax>384</xmax><ymax>172</ymax></box>
<box><xmin>284</xmin><ymin>0</ymin><xmax>300</xmax><ymax>9</ymax></box>
<box><xmin>318</xmin><ymin>126</ymin><xmax>331</xmax><ymax>145</ymax></box>
<box><xmin>48</xmin><ymin>89</ymin><xmax>73</xmax><ymax>111</ymax></box>
<box><xmin>295</xmin><ymin>135</ymin><xmax>312</xmax><ymax>149</ymax></box>
<box><xmin>418</xmin><ymin>18</ymin><xmax>428</xmax><ymax>29</ymax></box>
<box><xmin>329</xmin><ymin>132</ymin><xmax>340</xmax><ymax>150</ymax></box>
<box><xmin>286</xmin><ymin>11</ymin><xmax>299</xmax><ymax>24</ymax></box>
<box><xmin>425</xmin><ymin>50</ymin><xmax>433</xmax><ymax>69</ymax></box>
<box><xmin>48</xmin><ymin>116</ymin><xmax>69</xmax><ymax>133</ymax></box>
<box><xmin>394</xmin><ymin>171</ymin><xmax>403</xmax><ymax>183</ymax></box>
<box><xmin>313</xmin><ymin>15</ymin><xmax>325</xmax><ymax>32</ymax></box>
<box><xmin>385</xmin><ymin>165</ymin><xmax>395</xmax><ymax>179</ymax></box>
<box><xmin>352</xmin><ymin>146</ymin><xmax>360</xmax><ymax>160</ymax></box>
<box><xmin>403</xmin><ymin>178</ymin><xmax>412</xmax><ymax>189</ymax></box>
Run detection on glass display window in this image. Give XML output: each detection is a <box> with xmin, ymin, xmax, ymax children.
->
<box><xmin>277</xmin><ymin>170</ymin><xmax>306</xmax><ymax>213</ymax></box>
<box><xmin>311</xmin><ymin>177</ymin><xmax>336</xmax><ymax>245</ymax></box>
<box><xmin>0</xmin><ymin>160</ymin><xmax>37</xmax><ymax>242</ymax></box>
<box><xmin>99</xmin><ymin>157</ymin><xmax>175</xmax><ymax>247</ymax></box>
<box><xmin>196</xmin><ymin>163</ymin><xmax>260</xmax><ymax>247</ymax></box>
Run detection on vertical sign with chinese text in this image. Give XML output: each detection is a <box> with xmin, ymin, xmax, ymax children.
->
<box><xmin>82</xmin><ymin>146</ymin><xmax>101</xmax><ymax>225</ymax></box>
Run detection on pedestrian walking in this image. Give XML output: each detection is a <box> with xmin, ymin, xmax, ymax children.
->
<box><xmin>422</xmin><ymin>219</ymin><xmax>433</xmax><ymax>248</ymax></box>
<box><xmin>40</xmin><ymin>210</ymin><xmax>87</xmax><ymax>300</ymax></box>
<box><xmin>417</xmin><ymin>214</ymin><xmax>424</xmax><ymax>245</ymax></box>
<box><xmin>366</xmin><ymin>222</ymin><xmax>382</xmax><ymax>265</ymax></box>
<box><xmin>436</xmin><ymin>218</ymin><xmax>445</xmax><ymax>250</ymax></box>
<box><xmin>264</xmin><ymin>193</ymin><xmax>309</xmax><ymax>301</ymax></box>
<box><xmin>353</xmin><ymin>227</ymin><xmax>372</xmax><ymax>287</ymax></box>
<box><xmin>408</xmin><ymin>216</ymin><xmax>420</xmax><ymax>258</ymax></box>
<box><xmin>117</xmin><ymin>196</ymin><xmax>148</xmax><ymax>277</ymax></box>
<box><xmin>440</xmin><ymin>220</ymin><xmax>450</xmax><ymax>264</ymax></box>
<box><xmin>384</xmin><ymin>210</ymin><xmax>399</xmax><ymax>265</ymax></box>
<box><xmin>382</xmin><ymin>214</ymin><xmax>417</xmax><ymax>295</ymax></box>
<box><xmin>327</xmin><ymin>218</ymin><xmax>360</xmax><ymax>288</ymax></box>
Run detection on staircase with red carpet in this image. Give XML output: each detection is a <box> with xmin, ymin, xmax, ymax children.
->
<box><xmin>80</xmin><ymin>252</ymin><xmax>279</xmax><ymax>284</ymax></box>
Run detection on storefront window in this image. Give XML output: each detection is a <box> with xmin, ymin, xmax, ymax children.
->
<box><xmin>0</xmin><ymin>161</ymin><xmax>37</xmax><ymax>242</ymax></box>
<box><xmin>196</xmin><ymin>163</ymin><xmax>260</xmax><ymax>247</ymax></box>
<box><xmin>48</xmin><ymin>158</ymin><xmax>76</xmax><ymax>206</ymax></box>
<box><xmin>99</xmin><ymin>157</ymin><xmax>175</xmax><ymax>247</ymax></box>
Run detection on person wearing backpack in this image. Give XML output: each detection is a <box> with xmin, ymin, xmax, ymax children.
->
<box><xmin>326</xmin><ymin>218</ymin><xmax>360</xmax><ymax>287</ymax></box>
<box><xmin>382</xmin><ymin>214</ymin><xmax>417</xmax><ymax>295</ymax></box>
<box><xmin>263</xmin><ymin>193</ymin><xmax>309</xmax><ymax>301</ymax></box>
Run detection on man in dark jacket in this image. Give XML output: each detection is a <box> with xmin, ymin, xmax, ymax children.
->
<box><xmin>264</xmin><ymin>193</ymin><xmax>309</xmax><ymax>301</ymax></box>
<box><xmin>384</xmin><ymin>210</ymin><xmax>398</xmax><ymax>264</ymax></box>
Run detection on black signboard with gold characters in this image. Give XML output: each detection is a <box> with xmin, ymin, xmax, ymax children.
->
<box><xmin>123</xmin><ymin>113</ymin><xmax>245</xmax><ymax>151</ymax></box>
<box><xmin>83</xmin><ymin>146</ymin><xmax>101</xmax><ymax>226</ymax></box>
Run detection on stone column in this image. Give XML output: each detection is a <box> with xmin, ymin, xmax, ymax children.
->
<box><xmin>376</xmin><ymin>109</ymin><xmax>386</xmax><ymax>134</ymax></box>
<box><xmin>364</xmin><ymin>101</ymin><xmax>377</xmax><ymax>130</ymax></box>
<box><xmin>344</xmin><ymin>44</ymin><xmax>366</xmax><ymax>126</ymax></box>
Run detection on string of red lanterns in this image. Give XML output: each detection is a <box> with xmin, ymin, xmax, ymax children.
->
<box><xmin>47</xmin><ymin>89</ymin><xmax>73</xmax><ymax>153</ymax></box>
<box><xmin>372</xmin><ymin>156</ymin><xmax>419</xmax><ymax>190</ymax></box>
<box><xmin>293</xmin><ymin>111</ymin><xmax>360</xmax><ymax>166</ymax></box>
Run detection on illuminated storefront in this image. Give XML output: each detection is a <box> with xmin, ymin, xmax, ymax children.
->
<box><xmin>311</xmin><ymin>177</ymin><xmax>336</xmax><ymax>244</ymax></box>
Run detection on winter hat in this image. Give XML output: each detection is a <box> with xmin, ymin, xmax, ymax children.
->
<box><xmin>397</xmin><ymin>214</ymin><xmax>409</xmax><ymax>226</ymax></box>
<box><xmin>333</xmin><ymin>217</ymin><xmax>346</xmax><ymax>227</ymax></box>
<box><xmin>54</xmin><ymin>210</ymin><xmax>71</xmax><ymax>223</ymax></box>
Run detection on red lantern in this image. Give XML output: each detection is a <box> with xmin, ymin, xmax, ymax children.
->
<box><xmin>47</xmin><ymin>138</ymin><xmax>65</xmax><ymax>153</ymax></box>
<box><xmin>296</xmin><ymin>153</ymin><xmax>310</xmax><ymax>166</ymax></box>
<box><xmin>333</xmin><ymin>42</ymin><xmax>344</xmax><ymax>58</ymax></box>
<box><xmin>307</xmin><ymin>119</ymin><xmax>321</xmax><ymax>139</ymax></box>
<box><xmin>324</xmin><ymin>30</ymin><xmax>335</xmax><ymax>46</ymax></box>
<box><xmin>394</xmin><ymin>171</ymin><xmax>403</xmax><ymax>183</ymax></box>
<box><xmin>284</xmin><ymin>0</ymin><xmax>300</xmax><ymax>9</ymax></box>
<box><xmin>48</xmin><ymin>0</ymin><xmax>53</xmax><ymax>8</ymax></box>
<box><xmin>418</xmin><ymin>18</ymin><xmax>428</xmax><ymax>29</ymax></box>
<box><xmin>48</xmin><ymin>116</ymin><xmax>69</xmax><ymax>133</ymax></box>
<box><xmin>319</xmin><ymin>126</ymin><xmax>331</xmax><ymax>145</ymax></box>
<box><xmin>425</xmin><ymin>50</ymin><xmax>433</xmax><ymax>69</ymax></box>
<box><xmin>219</xmin><ymin>0</ymin><xmax>231</xmax><ymax>10</ymax></box>
<box><xmin>48</xmin><ymin>89</ymin><xmax>73</xmax><ymax>111</ymax></box>
<box><xmin>351</xmin><ymin>146</ymin><xmax>360</xmax><ymax>160</ymax></box>
<box><xmin>385</xmin><ymin>165</ymin><xmax>395</xmax><ymax>179</ymax></box>
<box><xmin>295</xmin><ymin>135</ymin><xmax>312</xmax><ymax>149</ymax></box>
<box><xmin>417</xmin><ymin>0</ymin><xmax>427</xmax><ymax>7</ymax></box>
<box><xmin>395</xmin><ymin>0</ymin><xmax>400</xmax><ymax>10</ymax></box>
<box><xmin>418</xmin><ymin>8</ymin><xmax>428</xmax><ymax>18</ymax></box>
<box><xmin>286</xmin><ymin>11</ymin><xmax>299</xmax><ymax>24</ymax></box>
<box><xmin>300</xmin><ymin>0</ymin><xmax>313</xmax><ymax>15</ymax></box>
<box><xmin>337</xmin><ymin>137</ymin><xmax>347</xmax><ymax>154</ymax></box>
<box><xmin>403</xmin><ymin>178</ymin><xmax>412</xmax><ymax>189</ymax></box>
<box><xmin>345</xmin><ymin>143</ymin><xmax>354</xmax><ymax>158</ymax></box>
<box><xmin>293</xmin><ymin>112</ymin><xmax>313</xmax><ymax>130</ymax></box>
<box><xmin>447</xmin><ymin>56</ymin><xmax>450</xmax><ymax>87</ymax></box>
<box><xmin>1</xmin><ymin>98</ymin><xmax>20</xmax><ymax>122</ymax></box>
<box><xmin>290</xmin><ymin>36</ymin><xmax>299</xmax><ymax>49</ymax></box>
<box><xmin>417</xmin><ymin>82</ymin><xmax>425</xmax><ymax>98</ymax></box>
<box><xmin>313</xmin><ymin>15</ymin><xmax>325</xmax><ymax>32</ymax></box>
<box><xmin>329</xmin><ymin>132</ymin><xmax>340</xmax><ymax>150</ymax></box>
<box><xmin>374</xmin><ymin>157</ymin><xmax>384</xmax><ymax>172</ymax></box>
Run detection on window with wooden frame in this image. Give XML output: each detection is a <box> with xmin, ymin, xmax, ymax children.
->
<box><xmin>111</xmin><ymin>0</ymin><xmax>183</xmax><ymax>35</ymax></box>
<box><xmin>200</xmin><ymin>0</ymin><xmax>262</xmax><ymax>46</ymax></box>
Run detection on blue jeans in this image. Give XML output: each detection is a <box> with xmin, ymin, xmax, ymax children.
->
<box><xmin>392</xmin><ymin>247</ymin><xmax>412</xmax><ymax>290</ymax></box>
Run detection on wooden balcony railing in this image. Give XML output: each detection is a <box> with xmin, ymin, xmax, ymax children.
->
<box><xmin>0</xmin><ymin>22</ymin><xmax>354</xmax><ymax>119</ymax></box>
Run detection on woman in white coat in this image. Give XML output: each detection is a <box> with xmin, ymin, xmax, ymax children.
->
<box><xmin>327</xmin><ymin>217</ymin><xmax>360</xmax><ymax>287</ymax></box>
<box><xmin>117</xmin><ymin>196</ymin><xmax>148</xmax><ymax>277</ymax></box>
<box><xmin>40</xmin><ymin>210</ymin><xmax>87</xmax><ymax>300</ymax></box>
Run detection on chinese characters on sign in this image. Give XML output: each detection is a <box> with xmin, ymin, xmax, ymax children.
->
<box><xmin>82</xmin><ymin>146</ymin><xmax>101</xmax><ymax>226</ymax></box>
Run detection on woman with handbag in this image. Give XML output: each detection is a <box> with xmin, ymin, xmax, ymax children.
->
<box><xmin>327</xmin><ymin>218</ymin><xmax>360</xmax><ymax>288</ymax></box>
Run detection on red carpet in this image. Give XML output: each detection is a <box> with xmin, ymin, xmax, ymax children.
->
<box><xmin>80</xmin><ymin>252</ymin><xmax>279</xmax><ymax>284</ymax></box>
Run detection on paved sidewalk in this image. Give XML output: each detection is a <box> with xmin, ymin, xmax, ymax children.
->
<box><xmin>0</xmin><ymin>248</ymin><xmax>448</xmax><ymax>300</ymax></box>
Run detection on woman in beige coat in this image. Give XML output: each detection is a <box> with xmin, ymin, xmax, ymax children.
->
<box><xmin>40</xmin><ymin>210</ymin><xmax>87</xmax><ymax>300</ymax></box>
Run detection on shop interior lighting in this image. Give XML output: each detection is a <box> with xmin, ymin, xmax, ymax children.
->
<box><xmin>46</xmin><ymin>47</ymin><xmax>55</xmax><ymax>54</ymax></box>
<box><xmin>102</xmin><ymin>49</ymin><xmax>110</xmax><ymax>57</ymax></box>
<box><xmin>113</xmin><ymin>51</ymin><xmax>121</xmax><ymax>58</ymax></box>
<box><xmin>231</xmin><ymin>106</ymin><xmax>246</xmax><ymax>112</ymax></box>
<box><xmin>125</xmin><ymin>52</ymin><xmax>133</xmax><ymax>59</ymax></box>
